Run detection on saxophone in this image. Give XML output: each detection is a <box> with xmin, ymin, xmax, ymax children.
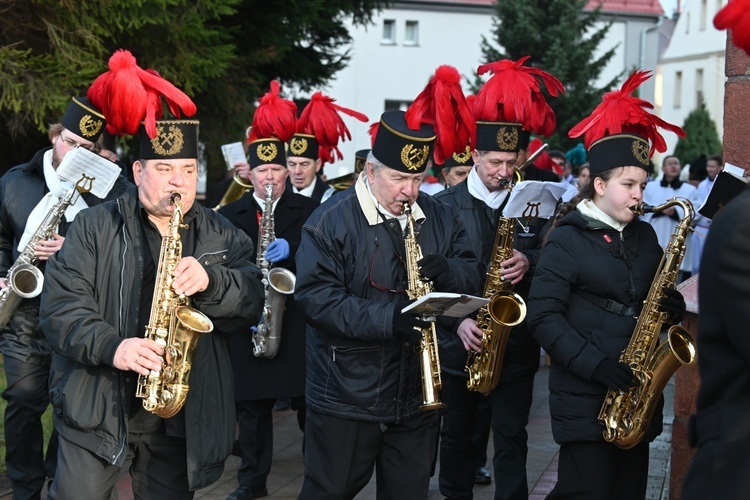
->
<box><xmin>466</xmin><ymin>217</ymin><xmax>527</xmax><ymax>394</ymax></box>
<box><xmin>403</xmin><ymin>201</ymin><xmax>445</xmax><ymax>410</ymax></box>
<box><xmin>252</xmin><ymin>183</ymin><xmax>296</xmax><ymax>358</ymax></box>
<box><xmin>214</xmin><ymin>173</ymin><xmax>252</xmax><ymax>210</ymax></box>
<box><xmin>136</xmin><ymin>193</ymin><xmax>214</xmax><ymax>418</ymax></box>
<box><xmin>0</xmin><ymin>174</ymin><xmax>94</xmax><ymax>330</ymax></box>
<box><xmin>598</xmin><ymin>198</ymin><xmax>697</xmax><ymax>448</ymax></box>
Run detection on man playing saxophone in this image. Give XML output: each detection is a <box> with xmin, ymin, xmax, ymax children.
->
<box><xmin>218</xmin><ymin>82</ymin><xmax>318</xmax><ymax>500</ymax></box>
<box><xmin>527</xmin><ymin>70</ymin><xmax>687</xmax><ymax>499</ymax></box>
<box><xmin>434</xmin><ymin>57</ymin><xmax>564</xmax><ymax>500</ymax></box>
<box><xmin>0</xmin><ymin>96</ymin><xmax>132</xmax><ymax>499</ymax></box>
<box><xmin>295</xmin><ymin>70</ymin><xmax>481</xmax><ymax>498</ymax></box>
<box><xmin>39</xmin><ymin>53</ymin><xmax>264</xmax><ymax>499</ymax></box>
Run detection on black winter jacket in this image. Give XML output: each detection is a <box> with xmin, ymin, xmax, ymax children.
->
<box><xmin>434</xmin><ymin>180</ymin><xmax>547</xmax><ymax>381</ymax></box>
<box><xmin>527</xmin><ymin>209</ymin><xmax>663</xmax><ymax>444</ymax></box>
<box><xmin>295</xmin><ymin>174</ymin><xmax>481</xmax><ymax>423</ymax></box>
<box><xmin>40</xmin><ymin>188</ymin><xmax>264</xmax><ymax>490</ymax></box>
<box><xmin>0</xmin><ymin>147</ymin><xmax>131</xmax><ymax>365</ymax></box>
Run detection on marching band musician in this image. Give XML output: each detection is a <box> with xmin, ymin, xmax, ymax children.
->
<box><xmin>39</xmin><ymin>51</ymin><xmax>264</xmax><ymax>498</ymax></box>
<box><xmin>294</xmin><ymin>67</ymin><xmax>481</xmax><ymax>498</ymax></box>
<box><xmin>218</xmin><ymin>83</ymin><xmax>318</xmax><ymax>500</ymax></box>
<box><xmin>0</xmin><ymin>96</ymin><xmax>131</xmax><ymax>499</ymax></box>
<box><xmin>527</xmin><ymin>70</ymin><xmax>687</xmax><ymax>499</ymax></box>
<box><xmin>434</xmin><ymin>57</ymin><xmax>564</xmax><ymax>500</ymax></box>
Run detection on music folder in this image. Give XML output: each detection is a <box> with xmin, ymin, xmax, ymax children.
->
<box><xmin>401</xmin><ymin>293</ymin><xmax>489</xmax><ymax>319</ymax></box>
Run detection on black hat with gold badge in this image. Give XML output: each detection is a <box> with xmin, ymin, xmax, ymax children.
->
<box><xmin>139</xmin><ymin>119</ymin><xmax>199</xmax><ymax>159</ymax></box>
<box><xmin>61</xmin><ymin>96</ymin><xmax>106</xmax><ymax>142</ymax></box>
<box><xmin>246</xmin><ymin>80</ymin><xmax>297</xmax><ymax>169</ymax></box>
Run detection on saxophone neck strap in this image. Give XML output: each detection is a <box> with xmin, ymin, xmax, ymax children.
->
<box><xmin>576</xmin><ymin>289</ymin><xmax>642</xmax><ymax>317</ymax></box>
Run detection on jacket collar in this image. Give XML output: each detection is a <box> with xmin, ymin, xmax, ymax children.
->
<box><xmin>354</xmin><ymin>171</ymin><xmax>425</xmax><ymax>226</ymax></box>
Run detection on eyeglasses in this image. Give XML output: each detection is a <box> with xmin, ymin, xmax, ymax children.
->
<box><xmin>368</xmin><ymin>240</ymin><xmax>407</xmax><ymax>295</ymax></box>
<box><xmin>59</xmin><ymin>132</ymin><xmax>97</xmax><ymax>152</ymax></box>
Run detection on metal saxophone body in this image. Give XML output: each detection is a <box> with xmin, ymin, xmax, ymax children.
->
<box><xmin>252</xmin><ymin>183</ymin><xmax>296</xmax><ymax>359</ymax></box>
<box><xmin>403</xmin><ymin>202</ymin><xmax>445</xmax><ymax>410</ymax></box>
<box><xmin>136</xmin><ymin>193</ymin><xmax>214</xmax><ymax>418</ymax></box>
<box><xmin>466</xmin><ymin>216</ymin><xmax>527</xmax><ymax>394</ymax></box>
<box><xmin>0</xmin><ymin>175</ymin><xmax>94</xmax><ymax>331</ymax></box>
<box><xmin>598</xmin><ymin>198</ymin><xmax>697</xmax><ymax>448</ymax></box>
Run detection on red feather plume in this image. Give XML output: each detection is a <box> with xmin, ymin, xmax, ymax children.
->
<box><xmin>87</xmin><ymin>49</ymin><xmax>196</xmax><ymax>138</ymax></box>
<box><xmin>714</xmin><ymin>0</ymin><xmax>750</xmax><ymax>56</ymax></box>
<box><xmin>568</xmin><ymin>69</ymin><xmax>685</xmax><ymax>156</ymax></box>
<box><xmin>248</xmin><ymin>81</ymin><xmax>297</xmax><ymax>143</ymax></box>
<box><xmin>404</xmin><ymin>65</ymin><xmax>476</xmax><ymax>165</ymax></box>
<box><xmin>297</xmin><ymin>92</ymin><xmax>368</xmax><ymax>164</ymax></box>
<box><xmin>367</xmin><ymin>122</ymin><xmax>379</xmax><ymax>147</ymax></box>
<box><xmin>473</xmin><ymin>56</ymin><xmax>564</xmax><ymax>137</ymax></box>
<box><xmin>527</xmin><ymin>138</ymin><xmax>558</xmax><ymax>174</ymax></box>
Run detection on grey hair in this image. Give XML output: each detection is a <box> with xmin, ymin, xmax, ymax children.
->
<box><xmin>366</xmin><ymin>151</ymin><xmax>431</xmax><ymax>177</ymax></box>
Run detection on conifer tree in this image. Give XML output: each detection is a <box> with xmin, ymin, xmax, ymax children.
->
<box><xmin>673</xmin><ymin>102</ymin><xmax>723</xmax><ymax>167</ymax></box>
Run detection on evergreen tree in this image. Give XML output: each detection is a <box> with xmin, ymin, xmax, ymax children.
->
<box><xmin>475</xmin><ymin>0</ymin><xmax>621</xmax><ymax>151</ymax></box>
<box><xmin>673</xmin><ymin>102</ymin><xmax>723</xmax><ymax>168</ymax></box>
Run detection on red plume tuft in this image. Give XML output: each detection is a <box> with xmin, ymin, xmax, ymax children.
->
<box><xmin>527</xmin><ymin>138</ymin><xmax>558</xmax><ymax>174</ymax></box>
<box><xmin>473</xmin><ymin>56</ymin><xmax>563</xmax><ymax>137</ymax></box>
<box><xmin>404</xmin><ymin>65</ymin><xmax>476</xmax><ymax>165</ymax></box>
<box><xmin>368</xmin><ymin>122</ymin><xmax>379</xmax><ymax>147</ymax></box>
<box><xmin>569</xmin><ymin>69</ymin><xmax>685</xmax><ymax>156</ymax></box>
<box><xmin>714</xmin><ymin>0</ymin><xmax>750</xmax><ymax>56</ymax></box>
<box><xmin>87</xmin><ymin>49</ymin><xmax>196</xmax><ymax>138</ymax></box>
<box><xmin>297</xmin><ymin>91</ymin><xmax>368</xmax><ymax>164</ymax></box>
<box><xmin>248</xmin><ymin>81</ymin><xmax>297</xmax><ymax>143</ymax></box>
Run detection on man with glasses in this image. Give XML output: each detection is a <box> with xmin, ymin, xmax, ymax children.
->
<box><xmin>295</xmin><ymin>109</ymin><xmax>481</xmax><ymax>498</ymax></box>
<box><xmin>0</xmin><ymin>96</ymin><xmax>130</xmax><ymax>498</ymax></box>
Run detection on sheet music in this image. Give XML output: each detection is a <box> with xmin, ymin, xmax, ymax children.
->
<box><xmin>401</xmin><ymin>292</ymin><xmax>489</xmax><ymax>318</ymax></box>
<box><xmin>221</xmin><ymin>142</ymin><xmax>246</xmax><ymax>171</ymax></box>
<box><xmin>503</xmin><ymin>180</ymin><xmax>568</xmax><ymax>219</ymax></box>
<box><xmin>57</xmin><ymin>147</ymin><xmax>120</xmax><ymax>198</ymax></box>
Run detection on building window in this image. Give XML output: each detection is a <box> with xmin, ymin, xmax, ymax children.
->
<box><xmin>384</xmin><ymin>100</ymin><xmax>412</xmax><ymax>112</ymax></box>
<box><xmin>382</xmin><ymin>19</ymin><xmax>396</xmax><ymax>45</ymax></box>
<box><xmin>674</xmin><ymin>71</ymin><xmax>682</xmax><ymax>109</ymax></box>
<box><xmin>404</xmin><ymin>21</ymin><xmax>419</xmax><ymax>46</ymax></box>
<box><xmin>696</xmin><ymin>68</ymin><xmax>704</xmax><ymax>107</ymax></box>
<box><xmin>700</xmin><ymin>0</ymin><xmax>707</xmax><ymax>30</ymax></box>
<box><xmin>685</xmin><ymin>12</ymin><xmax>691</xmax><ymax>34</ymax></box>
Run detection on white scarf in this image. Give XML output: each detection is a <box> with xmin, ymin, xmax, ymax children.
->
<box><xmin>576</xmin><ymin>198</ymin><xmax>627</xmax><ymax>232</ymax></box>
<box><xmin>18</xmin><ymin>150</ymin><xmax>89</xmax><ymax>251</ymax></box>
<box><xmin>365</xmin><ymin>178</ymin><xmax>407</xmax><ymax>232</ymax></box>
<box><xmin>467</xmin><ymin>166</ymin><xmax>508</xmax><ymax>210</ymax></box>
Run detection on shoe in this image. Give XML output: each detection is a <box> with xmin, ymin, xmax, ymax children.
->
<box><xmin>227</xmin><ymin>486</ymin><xmax>269</xmax><ymax>500</ymax></box>
<box><xmin>474</xmin><ymin>466</ymin><xmax>492</xmax><ymax>485</ymax></box>
<box><xmin>274</xmin><ymin>398</ymin><xmax>291</xmax><ymax>411</ymax></box>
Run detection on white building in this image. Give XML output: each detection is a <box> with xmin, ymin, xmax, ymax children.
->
<box><xmin>310</xmin><ymin>0</ymin><xmax>675</xmax><ymax>179</ymax></box>
<box><xmin>658</xmin><ymin>0</ymin><xmax>727</xmax><ymax>157</ymax></box>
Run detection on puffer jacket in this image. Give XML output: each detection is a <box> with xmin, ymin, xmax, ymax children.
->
<box><xmin>527</xmin><ymin>209</ymin><xmax>663</xmax><ymax>444</ymax></box>
<box><xmin>0</xmin><ymin>147</ymin><xmax>131</xmax><ymax>364</ymax></box>
<box><xmin>40</xmin><ymin>188</ymin><xmax>263</xmax><ymax>490</ymax></box>
<box><xmin>295</xmin><ymin>174</ymin><xmax>481</xmax><ymax>423</ymax></box>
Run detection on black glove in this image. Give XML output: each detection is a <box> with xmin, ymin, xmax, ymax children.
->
<box><xmin>659</xmin><ymin>287</ymin><xmax>686</xmax><ymax>324</ymax></box>
<box><xmin>591</xmin><ymin>359</ymin><xmax>635</xmax><ymax>392</ymax></box>
<box><xmin>418</xmin><ymin>254</ymin><xmax>449</xmax><ymax>286</ymax></box>
<box><xmin>392</xmin><ymin>300</ymin><xmax>429</xmax><ymax>345</ymax></box>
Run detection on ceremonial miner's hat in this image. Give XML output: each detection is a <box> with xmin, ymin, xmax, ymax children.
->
<box><xmin>246</xmin><ymin>81</ymin><xmax>296</xmax><ymax>168</ymax></box>
<box><xmin>473</xmin><ymin>56</ymin><xmax>563</xmax><ymax>153</ymax></box>
<box><xmin>61</xmin><ymin>96</ymin><xmax>106</xmax><ymax>142</ymax></box>
<box><xmin>569</xmin><ymin>70</ymin><xmax>686</xmax><ymax>176</ymax></box>
<box><xmin>139</xmin><ymin>120</ymin><xmax>199</xmax><ymax>160</ymax></box>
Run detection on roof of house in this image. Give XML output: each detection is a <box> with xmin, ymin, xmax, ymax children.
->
<box><xmin>402</xmin><ymin>0</ymin><xmax>664</xmax><ymax>15</ymax></box>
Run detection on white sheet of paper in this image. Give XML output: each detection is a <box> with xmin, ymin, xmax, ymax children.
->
<box><xmin>503</xmin><ymin>180</ymin><xmax>568</xmax><ymax>219</ymax></box>
<box><xmin>401</xmin><ymin>292</ymin><xmax>489</xmax><ymax>318</ymax></box>
<box><xmin>56</xmin><ymin>147</ymin><xmax>120</xmax><ymax>199</ymax></box>
<box><xmin>221</xmin><ymin>142</ymin><xmax>246</xmax><ymax>170</ymax></box>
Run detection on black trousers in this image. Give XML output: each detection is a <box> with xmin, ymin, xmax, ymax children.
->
<box><xmin>1</xmin><ymin>355</ymin><xmax>57</xmax><ymax>500</ymax></box>
<box><xmin>547</xmin><ymin>440</ymin><xmax>649</xmax><ymax>500</ymax></box>
<box><xmin>473</xmin><ymin>394</ymin><xmax>492</xmax><ymax>468</ymax></box>
<box><xmin>235</xmin><ymin>399</ymin><xmax>276</xmax><ymax>492</ymax></box>
<box><xmin>299</xmin><ymin>408</ymin><xmax>439</xmax><ymax>499</ymax></box>
<box><xmin>49</xmin><ymin>429</ymin><xmax>191</xmax><ymax>499</ymax></box>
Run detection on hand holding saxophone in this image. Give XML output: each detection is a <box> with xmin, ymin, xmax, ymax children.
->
<box><xmin>33</xmin><ymin>234</ymin><xmax>65</xmax><ymax>261</ymax></box>
<box><xmin>171</xmin><ymin>256</ymin><xmax>209</xmax><ymax>296</ymax></box>
<box><xmin>659</xmin><ymin>287</ymin><xmax>686</xmax><ymax>324</ymax></box>
<box><xmin>499</xmin><ymin>249</ymin><xmax>529</xmax><ymax>285</ymax></box>
<box><xmin>113</xmin><ymin>337</ymin><xmax>164</xmax><ymax>376</ymax></box>
<box><xmin>457</xmin><ymin>317</ymin><xmax>483</xmax><ymax>353</ymax></box>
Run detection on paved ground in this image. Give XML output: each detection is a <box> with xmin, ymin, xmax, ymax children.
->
<box><xmin>1</xmin><ymin>358</ymin><xmax>674</xmax><ymax>499</ymax></box>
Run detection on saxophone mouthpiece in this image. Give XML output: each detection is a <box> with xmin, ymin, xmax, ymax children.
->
<box><xmin>630</xmin><ymin>203</ymin><xmax>654</xmax><ymax>215</ymax></box>
<box><xmin>170</xmin><ymin>193</ymin><xmax>182</xmax><ymax>204</ymax></box>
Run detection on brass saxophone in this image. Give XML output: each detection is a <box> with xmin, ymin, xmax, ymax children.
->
<box><xmin>214</xmin><ymin>173</ymin><xmax>252</xmax><ymax>210</ymax></box>
<box><xmin>466</xmin><ymin>216</ymin><xmax>527</xmax><ymax>394</ymax></box>
<box><xmin>403</xmin><ymin>201</ymin><xmax>445</xmax><ymax>410</ymax></box>
<box><xmin>0</xmin><ymin>174</ymin><xmax>94</xmax><ymax>330</ymax></box>
<box><xmin>598</xmin><ymin>197</ymin><xmax>697</xmax><ymax>448</ymax></box>
<box><xmin>252</xmin><ymin>183</ymin><xmax>296</xmax><ymax>358</ymax></box>
<box><xmin>136</xmin><ymin>193</ymin><xmax>214</xmax><ymax>418</ymax></box>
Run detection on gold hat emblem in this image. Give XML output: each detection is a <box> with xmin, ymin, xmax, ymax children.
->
<box><xmin>257</xmin><ymin>142</ymin><xmax>278</xmax><ymax>162</ymax></box>
<box><xmin>496</xmin><ymin>126</ymin><xmax>519</xmax><ymax>151</ymax></box>
<box><xmin>631</xmin><ymin>139</ymin><xmax>650</xmax><ymax>166</ymax></box>
<box><xmin>79</xmin><ymin>115</ymin><xmax>103</xmax><ymax>138</ymax></box>
<box><xmin>453</xmin><ymin>145</ymin><xmax>472</xmax><ymax>163</ymax></box>
<box><xmin>401</xmin><ymin>144</ymin><xmax>430</xmax><ymax>171</ymax></box>
<box><xmin>151</xmin><ymin>124</ymin><xmax>185</xmax><ymax>156</ymax></box>
<box><xmin>290</xmin><ymin>137</ymin><xmax>308</xmax><ymax>155</ymax></box>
